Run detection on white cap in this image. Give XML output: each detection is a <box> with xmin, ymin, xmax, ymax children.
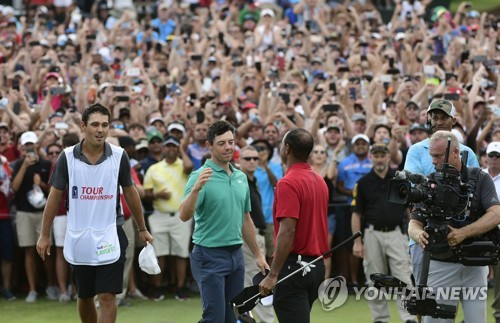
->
<box><xmin>167</xmin><ymin>123</ymin><xmax>185</xmax><ymax>134</ymax></box>
<box><xmin>98</xmin><ymin>46</ymin><xmax>112</xmax><ymax>63</ymax></box>
<box><xmin>138</xmin><ymin>242</ymin><xmax>161</xmax><ymax>275</ymax></box>
<box><xmin>2</xmin><ymin>6</ymin><xmax>14</xmax><ymax>16</ymax></box>
<box><xmin>98</xmin><ymin>82</ymin><xmax>111</xmax><ymax>92</ymax></box>
<box><xmin>20</xmin><ymin>131</ymin><xmax>38</xmax><ymax>145</ymax></box>
<box><xmin>487</xmin><ymin>142</ymin><xmax>500</xmax><ymax>155</ymax></box>
<box><xmin>351</xmin><ymin>133</ymin><xmax>370</xmax><ymax>145</ymax></box>
<box><xmin>260</xmin><ymin>8</ymin><xmax>275</xmax><ymax>17</ymax></box>
<box><xmin>57</xmin><ymin>34</ymin><xmax>68</xmax><ymax>46</ymax></box>
<box><xmin>395</xmin><ymin>32</ymin><xmax>406</xmax><ymax>41</ymax></box>
<box><xmin>67</xmin><ymin>33</ymin><xmax>78</xmax><ymax>44</ymax></box>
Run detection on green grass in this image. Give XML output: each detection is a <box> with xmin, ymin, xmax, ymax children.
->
<box><xmin>1</xmin><ymin>290</ymin><xmax>498</xmax><ymax>322</ymax></box>
<box><xmin>450</xmin><ymin>0</ymin><xmax>500</xmax><ymax>13</ymax></box>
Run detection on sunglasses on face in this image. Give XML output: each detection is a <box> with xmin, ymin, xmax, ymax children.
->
<box><xmin>242</xmin><ymin>157</ymin><xmax>259</xmax><ymax>161</ymax></box>
<box><xmin>48</xmin><ymin>150</ymin><xmax>61</xmax><ymax>155</ymax></box>
<box><xmin>488</xmin><ymin>153</ymin><xmax>500</xmax><ymax>158</ymax></box>
<box><xmin>254</xmin><ymin>146</ymin><xmax>266</xmax><ymax>152</ymax></box>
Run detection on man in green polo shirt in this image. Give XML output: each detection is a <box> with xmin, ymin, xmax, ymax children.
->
<box><xmin>180</xmin><ymin>120</ymin><xmax>268</xmax><ymax>323</ymax></box>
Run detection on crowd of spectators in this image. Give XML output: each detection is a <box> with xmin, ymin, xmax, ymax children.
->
<box><xmin>0</xmin><ymin>0</ymin><xmax>499</xmax><ymax>311</ymax></box>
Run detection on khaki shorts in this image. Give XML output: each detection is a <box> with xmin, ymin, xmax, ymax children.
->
<box><xmin>53</xmin><ymin>215</ymin><xmax>67</xmax><ymax>247</ymax></box>
<box><xmin>16</xmin><ymin>211</ymin><xmax>44</xmax><ymax>247</ymax></box>
<box><xmin>148</xmin><ymin>211</ymin><xmax>192</xmax><ymax>258</ymax></box>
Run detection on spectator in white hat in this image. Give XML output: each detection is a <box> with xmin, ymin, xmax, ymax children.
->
<box><xmin>11</xmin><ymin>131</ymin><xmax>55</xmax><ymax>302</ymax></box>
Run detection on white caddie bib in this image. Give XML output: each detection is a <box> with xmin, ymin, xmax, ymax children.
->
<box><xmin>63</xmin><ymin>145</ymin><xmax>123</xmax><ymax>266</ymax></box>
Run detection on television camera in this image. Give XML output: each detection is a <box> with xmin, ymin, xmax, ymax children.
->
<box><xmin>371</xmin><ymin>137</ymin><xmax>500</xmax><ymax>319</ymax></box>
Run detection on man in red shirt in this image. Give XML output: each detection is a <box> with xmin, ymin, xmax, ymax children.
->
<box><xmin>259</xmin><ymin>128</ymin><xmax>329</xmax><ymax>322</ymax></box>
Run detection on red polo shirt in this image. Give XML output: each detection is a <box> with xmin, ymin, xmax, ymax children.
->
<box><xmin>273</xmin><ymin>163</ymin><xmax>329</xmax><ymax>257</ymax></box>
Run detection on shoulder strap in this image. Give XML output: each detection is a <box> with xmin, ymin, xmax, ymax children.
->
<box><xmin>468</xmin><ymin>167</ymin><xmax>481</xmax><ymax>190</ymax></box>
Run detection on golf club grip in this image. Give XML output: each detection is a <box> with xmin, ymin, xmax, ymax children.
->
<box><xmin>276</xmin><ymin>231</ymin><xmax>362</xmax><ymax>285</ymax></box>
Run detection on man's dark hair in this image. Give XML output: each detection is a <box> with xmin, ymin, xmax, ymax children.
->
<box><xmin>129</xmin><ymin>123</ymin><xmax>146</xmax><ymax>132</ymax></box>
<box><xmin>81</xmin><ymin>103</ymin><xmax>111</xmax><ymax>126</ymax></box>
<box><xmin>62</xmin><ymin>132</ymin><xmax>80</xmax><ymax>148</ymax></box>
<box><xmin>207</xmin><ymin>120</ymin><xmax>235</xmax><ymax>144</ymax></box>
<box><xmin>118</xmin><ymin>136</ymin><xmax>136</xmax><ymax>148</ymax></box>
<box><xmin>284</xmin><ymin>128</ymin><xmax>314</xmax><ymax>162</ymax></box>
<box><xmin>47</xmin><ymin>142</ymin><xmax>62</xmax><ymax>152</ymax></box>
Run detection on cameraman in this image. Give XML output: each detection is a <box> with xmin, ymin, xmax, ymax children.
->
<box><xmin>408</xmin><ymin>131</ymin><xmax>500</xmax><ymax>323</ymax></box>
<box><xmin>405</xmin><ymin>100</ymin><xmax>479</xmax><ymax>286</ymax></box>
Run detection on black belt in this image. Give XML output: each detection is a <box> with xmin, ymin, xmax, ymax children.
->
<box><xmin>366</xmin><ymin>224</ymin><xmax>398</xmax><ymax>232</ymax></box>
<box><xmin>195</xmin><ymin>244</ymin><xmax>242</xmax><ymax>252</ymax></box>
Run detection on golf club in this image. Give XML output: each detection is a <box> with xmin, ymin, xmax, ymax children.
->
<box><xmin>232</xmin><ymin>231</ymin><xmax>363</xmax><ymax>313</ymax></box>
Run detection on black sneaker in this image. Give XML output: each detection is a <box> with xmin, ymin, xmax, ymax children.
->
<box><xmin>3</xmin><ymin>289</ymin><xmax>16</xmax><ymax>301</ymax></box>
<box><xmin>153</xmin><ymin>290</ymin><xmax>165</xmax><ymax>302</ymax></box>
<box><xmin>175</xmin><ymin>289</ymin><xmax>189</xmax><ymax>301</ymax></box>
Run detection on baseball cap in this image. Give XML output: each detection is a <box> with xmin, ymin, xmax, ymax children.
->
<box><xmin>149</xmin><ymin>116</ymin><xmax>165</xmax><ymax>125</ymax></box>
<box><xmin>20</xmin><ymin>131</ymin><xmax>39</xmax><ymax>145</ymax></box>
<box><xmin>311</xmin><ymin>56</ymin><xmax>322</xmax><ymax>65</ymax></box>
<box><xmin>147</xmin><ymin>130</ymin><xmax>163</xmax><ymax>143</ymax></box>
<box><xmin>260</xmin><ymin>9</ymin><xmax>275</xmax><ymax>17</ymax></box>
<box><xmin>0</xmin><ymin>122</ymin><xmax>9</xmax><ymax>131</ymax></box>
<box><xmin>44</xmin><ymin>72</ymin><xmax>60</xmax><ymax>82</ymax></box>
<box><xmin>97</xmin><ymin>0</ymin><xmax>109</xmax><ymax>9</ymax></box>
<box><xmin>351</xmin><ymin>134</ymin><xmax>370</xmax><ymax>145</ymax></box>
<box><xmin>487</xmin><ymin>142</ymin><xmax>500</xmax><ymax>155</ymax></box>
<box><xmin>431</xmin><ymin>6</ymin><xmax>447</xmax><ymax>22</ymax></box>
<box><xmin>242</xmin><ymin>102</ymin><xmax>257</xmax><ymax>111</ymax></box>
<box><xmin>409</xmin><ymin>123</ymin><xmax>428</xmax><ymax>133</ymax></box>
<box><xmin>135</xmin><ymin>139</ymin><xmax>149</xmax><ymax>151</ymax></box>
<box><xmin>351</xmin><ymin>113</ymin><xmax>367</xmax><ymax>122</ymax></box>
<box><xmin>119</xmin><ymin>107</ymin><xmax>130</xmax><ymax>117</ymax></box>
<box><xmin>427</xmin><ymin>99</ymin><xmax>456</xmax><ymax>117</ymax></box>
<box><xmin>394</xmin><ymin>32</ymin><xmax>406</xmax><ymax>41</ymax></box>
<box><xmin>167</xmin><ymin>122</ymin><xmax>186</xmax><ymax>134</ymax></box>
<box><xmin>243</xmin><ymin>13</ymin><xmax>256</xmax><ymax>22</ymax></box>
<box><xmin>98</xmin><ymin>82</ymin><xmax>111</xmax><ymax>93</ymax></box>
<box><xmin>370</xmin><ymin>143</ymin><xmax>389</xmax><ymax>154</ymax></box>
<box><xmin>163</xmin><ymin>135</ymin><xmax>180</xmax><ymax>146</ymax></box>
<box><xmin>327</xmin><ymin>125</ymin><xmax>341</xmax><ymax>132</ymax></box>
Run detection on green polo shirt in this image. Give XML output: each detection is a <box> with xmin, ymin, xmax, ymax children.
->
<box><xmin>183</xmin><ymin>160</ymin><xmax>251</xmax><ymax>247</ymax></box>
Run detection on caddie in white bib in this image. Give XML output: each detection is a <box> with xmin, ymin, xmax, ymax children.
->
<box><xmin>63</xmin><ymin>145</ymin><xmax>123</xmax><ymax>265</ymax></box>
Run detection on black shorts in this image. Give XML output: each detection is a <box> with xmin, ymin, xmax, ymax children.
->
<box><xmin>0</xmin><ymin>219</ymin><xmax>15</xmax><ymax>261</ymax></box>
<box><xmin>71</xmin><ymin>226</ymin><xmax>128</xmax><ymax>299</ymax></box>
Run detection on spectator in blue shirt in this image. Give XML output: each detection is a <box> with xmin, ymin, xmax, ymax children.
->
<box><xmin>151</xmin><ymin>3</ymin><xmax>177</xmax><ymax>41</ymax></box>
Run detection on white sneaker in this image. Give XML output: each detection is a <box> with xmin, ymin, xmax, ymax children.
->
<box><xmin>46</xmin><ymin>286</ymin><xmax>59</xmax><ymax>301</ymax></box>
<box><xmin>25</xmin><ymin>291</ymin><xmax>38</xmax><ymax>303</ymax></box>
<box><xmin>128</xmin><ymin>289</ymin><xmax>147</xmax><ymax>300</ymax></box>
<box><xmin>59</xmin><ymin>293</ymin><xmax>71</xmax><ymax>303</ymax></box>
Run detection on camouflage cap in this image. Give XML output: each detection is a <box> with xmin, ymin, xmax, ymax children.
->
<box><xmin>427</xmin><ymin>99</ymin><xmax>456</xmax><ymax>117</ymax></box>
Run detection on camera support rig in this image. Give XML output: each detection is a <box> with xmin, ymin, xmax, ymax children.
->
<box><xmin>372</xmin><ymin>137</ymin><xmax>500</xmax><ymax>319</ymax></box>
